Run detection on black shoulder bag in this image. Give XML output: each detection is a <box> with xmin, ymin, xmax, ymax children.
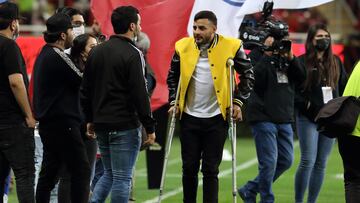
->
<box><xmin>315</xmin><ymin>96</ymin><xmax>360</xmax><ymax>138</ymax></box>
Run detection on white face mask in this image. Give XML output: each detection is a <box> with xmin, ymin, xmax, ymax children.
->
<box><xmin>72</xmin><ymin>25</ymin><xmax>85</xmax><ymax>38</ymax></box>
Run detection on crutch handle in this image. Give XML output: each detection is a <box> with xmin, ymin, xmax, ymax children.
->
<box><xmin>227</xmin><ymin>58</ymin><xmax>234</xmax><ymax>67</ymax></box>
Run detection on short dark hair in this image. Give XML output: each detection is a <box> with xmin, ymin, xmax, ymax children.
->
<box><xmin>111</xmin><ymin>6</ymin><xmax>139</xmax><ymax>34</ymax></box>
<box><xmin>194</xmin><ymin>10</ymin><xmax>217</xmax><ymax>26</ymax></box>
<box><xmin>0</xmin><ymin>2</ymin><xmax>19</xmax><ymax>30</ymax></box>
<box><xmin>56</xmin><ymin>7</ymin><xmax>83</xmax><ymax>19</ymax></box>
<box><xmin>43</xmin><ymin>32</ymin><xmax>62</xmax><ymax>43</ymax></box>
<box><xmin>0</xmin><ymin>18</ymin><xmax>11</xmax><ymax>30</ymax></box>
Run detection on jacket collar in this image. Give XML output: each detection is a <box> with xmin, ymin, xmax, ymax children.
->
<box><xmin>110</xmin><ymin>35</ymin><xmax>136</xmax><ymax>46</ymax></box>
<box><xmin>194</xmin><ymin>34</ymin><xmax>219</xmax><ymax>50</ymax></box>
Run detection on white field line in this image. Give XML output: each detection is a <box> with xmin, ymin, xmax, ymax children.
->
<box><xmin>143</xmin><ymin>141</ymin><xmax>299</xmax><ymax>203</ymax></box>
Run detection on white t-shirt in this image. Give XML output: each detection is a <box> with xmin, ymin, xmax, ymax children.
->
<box><xmin>184</xmin><ymin>57</ymin><xmax>220</xmax><ymax>118</ymax></box>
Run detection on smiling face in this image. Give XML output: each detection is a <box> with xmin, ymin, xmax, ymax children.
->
<box><xmin>193</xmin><ymin>18</ymin><xmax>216</xmax><ymax>46</ymax></box>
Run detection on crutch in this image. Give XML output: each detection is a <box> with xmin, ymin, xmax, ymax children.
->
<box><xmin>158</xmin><ymin>80</ymin><xmax>181</xmax><ymax>203</ymax></box>
<box><xmin>227</xmin><ymin>58</ymin><xmax>237</xmax><ymax>203</ymax></box>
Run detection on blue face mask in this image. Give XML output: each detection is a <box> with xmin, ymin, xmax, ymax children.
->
<box><xmin>315</xmin><ymin>38</ymin><xmax>330</xmax><ymax>51</ymax></box>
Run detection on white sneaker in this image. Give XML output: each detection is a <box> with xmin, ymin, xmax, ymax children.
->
<box><xmin>3</xmin><ymin>194</ymin><xmax>8</xmax><ymax>203</ymax></box>
<box><xmin>222</xmin><ymin>149</ymin><xmax>232</xmax><ymax>161</ymax></box>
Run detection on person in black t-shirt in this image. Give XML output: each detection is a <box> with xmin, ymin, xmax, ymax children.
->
<box><xmin>0</xmin><ymin>2</ymin><xmax>36</xmax><ymax>203</ymax></box>
<box><xmin>32</xmin><ymin>12</ymin><xmax>91</xmax><ymax>203</ymax></box>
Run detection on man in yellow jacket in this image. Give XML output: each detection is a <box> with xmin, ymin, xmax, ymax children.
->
<box><xmin>167</xmin><ymin>10</ymin><xmax>254</xmax><ymax>203</ymax></box>
<box><xmin>338</xmin><ymin>60</ymin><xmax>360</xmax><ymax>203</ymax></box>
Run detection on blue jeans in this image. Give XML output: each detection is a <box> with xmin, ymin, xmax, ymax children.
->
<box><xmin>295</xmin><ymin>112</ymin><xmax>334</xmax><ymax>203</ymax></box>
<box><xmin>90</xmin><ymin>127</ymin><xmax>141</xmax><ymax>203</ymax></box>
<box><xmin>91</xmin><ymin>158</ymin><xmax>104</xmax><ymax>192</ymax></box>
<box><xmin>241</xmin><ymin>122</ymin><xmax>293</xmax><ymax>203</ymax></box>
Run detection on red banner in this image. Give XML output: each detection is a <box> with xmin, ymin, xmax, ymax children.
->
<box><xmin>16</xmin><ymin>37</ymin><xmax>45</xmax><ymax>77</ymax></box>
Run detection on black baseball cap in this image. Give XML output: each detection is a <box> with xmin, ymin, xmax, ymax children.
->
<box><xmin>0</xmin><ymin>1</ymin><xmax>20</xmax><ymax>20</ymax></box>
<box><xmin>46</xmin><ymin>12</ymin><xmax>73</xmax><ymax>34</ymax></box>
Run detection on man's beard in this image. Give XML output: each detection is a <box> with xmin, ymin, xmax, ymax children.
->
<box><xmin>195</xmin><ymin>35</ymin><xmax>211</xmax><ymax>46</ymax></box>
<box><xmin>133</xmin><ymin>27</ymin><xmax>140</xmax><ymax>43</ymax></box>
<box><xmin>64</xmin><ymin>37</ymin><xmax>73</xmax><ymax>49</ymax></box>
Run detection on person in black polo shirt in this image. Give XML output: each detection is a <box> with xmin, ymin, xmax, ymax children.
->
<box><xmin>0</xmin><ymin>2</ymin><xmax>36</xmax><ymax>203</ymax></box>
<box><xmin>32</xmin><ymin>12</ymin><xmax>90</xmax><ymax>203</ymax></box>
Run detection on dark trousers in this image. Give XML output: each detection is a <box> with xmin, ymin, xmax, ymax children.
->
<box><xmin>35</xmin><ymin>126</ymin><xmax>91</xmax><ymax>203</ymax></box>
<box><xmin>179</xmin><ymin>113</ymin><xmax>228</xmax><ymax>203</ymax></box>
<box><xmin>58</xmin><ymin>135</ymin><xmax>98</xmax><ymax>203</ymax></box>
<box><xmin>0</xmin><ymin>126</ymin><xmax>35</xmax><ymax>203</ymax></box>
<box><xmin>338</xmin><ymin>134</ymin><xmax>360</xmax><ymax>203</ymax></box>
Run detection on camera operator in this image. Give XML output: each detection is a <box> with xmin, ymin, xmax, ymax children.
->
<box><xmin>237</xmin><ymin>35</ymin><xmax>306</xmax><ymax>203</ymax></box>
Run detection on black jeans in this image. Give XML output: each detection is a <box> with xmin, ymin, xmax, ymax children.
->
<box><xmin>0</xmin><ymin>126</ymin><xmax>35</xmax><ymax>203</ymax></box>
<box><xmin>58</xmin><ymin>137</ymin><xmax>98</xmax><ymax>203</ymax></box>
<box><xmin>179</xmin><ymin>113</ymin><xmax>228</xmax><ymax>203</ymax></box>
<box><xmin>35</xmin><ymin>125</ymin><xmax>91</xmax><ymax>203</ymax></box>
<box><xmin>338</xmin><ymin>134</ymin><xmax>360</xmax><ymax>203</ymax></box>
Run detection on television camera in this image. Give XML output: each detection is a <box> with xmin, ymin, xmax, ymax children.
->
<box><xmin>239</xmin><ymin>1</ymin><xmax>291</xmax><ymax>53</ymax></box>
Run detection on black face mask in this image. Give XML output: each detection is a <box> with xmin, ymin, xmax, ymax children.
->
<box><xmin>315</xmin><ymin>38</ymin><xmax>330</xmax><ymax>51</ymax></box>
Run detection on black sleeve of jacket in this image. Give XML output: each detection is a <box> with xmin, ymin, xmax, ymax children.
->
<box><xmin>233</xmin><ymin>46</ymin><xmax>255</xmax><ymax>105</ymax></box>
<box><xmin>80</xmin><ymin>53</ymin><xmax>95</xmax><ymax>123</ymax></box>
<box><xmin>128</xmin><ymin>54</ymin><xmax>156</xmax><ymax>134</ymax></box>
<box><xmin>167</xmin><ymin>52</ymin><xmax>180</xmax><ymax>106</ymax></box>
<box><xmin>288</xmin><ymin>56</ymin><xmax>306</xmax><ymax>86</ymax></box>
